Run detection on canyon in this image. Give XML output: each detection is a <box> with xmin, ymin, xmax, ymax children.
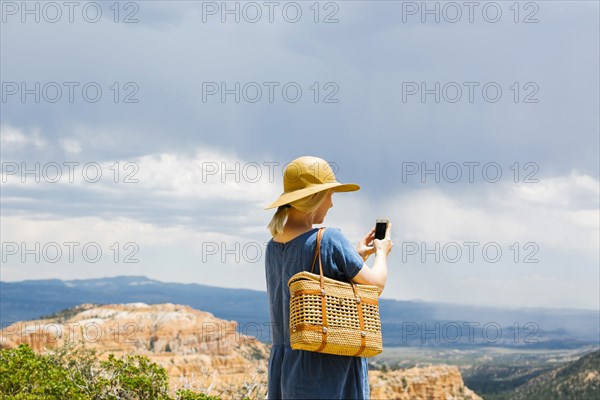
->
<box><xmin>1</xmin><ymin>302</ymin><xmax>482</xmax><ymax>399</ymax></box>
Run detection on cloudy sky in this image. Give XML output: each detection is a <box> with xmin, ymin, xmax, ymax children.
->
<box><xmin>1</xmin><ymin>0</ymin><xmax>598</xmax><ymax>310</ymax></box>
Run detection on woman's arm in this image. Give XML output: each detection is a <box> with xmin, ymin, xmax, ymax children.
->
<box><xmin>351</xmin><ymin>223</ymin><xmax>393</xmax><ymax>292</ymax></box>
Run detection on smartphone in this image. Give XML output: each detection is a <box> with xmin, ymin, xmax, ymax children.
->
<box><xmin>375</xmin><ymin>219</ymin><xmax>389</xmax><ymax>240</ymax></box>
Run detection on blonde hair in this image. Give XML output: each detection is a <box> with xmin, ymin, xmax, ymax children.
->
<box><xmin>267</xmin><ymin>189</ymin><xmax>332</xmax><ymax>237</ymax></box>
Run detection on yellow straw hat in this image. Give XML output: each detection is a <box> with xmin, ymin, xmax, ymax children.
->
<box><xmin>264</xmin><ymin>156</ymin><xmax>360</xmax><ymax>210</ymax></box>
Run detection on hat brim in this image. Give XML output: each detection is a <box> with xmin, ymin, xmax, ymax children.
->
<box><xmin>264</xmin><ymin>182</ymin><xmax>359</xmax><ymax>210</ymax></box>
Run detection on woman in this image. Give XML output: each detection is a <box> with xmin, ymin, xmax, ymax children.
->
<box><xmin>264</xmin><ymin>156</ymin><xmax>393</xmax><ymax>399</ymax></box>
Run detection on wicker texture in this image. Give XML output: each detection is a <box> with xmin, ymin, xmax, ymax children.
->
<box><xmin>287</xmin><ymin>228</ymin><xmax>383</xmax><ymax>357</ymax></box>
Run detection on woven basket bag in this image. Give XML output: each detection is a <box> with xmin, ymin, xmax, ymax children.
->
<box><xmin>288</xmin><ymin>227</ymin><xmax>383</xmax><ymax>357</ymax></box>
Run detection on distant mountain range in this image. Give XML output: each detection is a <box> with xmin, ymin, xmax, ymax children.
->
<box><xmin>2</xmin><ymin>275</ymin><xmax>598</xmax><ymax>348</ymax></box>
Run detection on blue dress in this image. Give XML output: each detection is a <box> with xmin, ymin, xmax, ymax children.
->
<box><xmin>265</xmin><ymin>227</ymin><xmax>370</xmax><ymax>399</ymax></box>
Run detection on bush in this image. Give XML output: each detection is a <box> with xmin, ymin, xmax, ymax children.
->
<box><xmin>0</xmin><ymin>342</ymin><xmax>222</xmax><ymax>400</ymax></box>
<box><xmin>175</xmin><ymin>390</ymin><xmax>222</xmax><ymax>400</ymax></box>
<box><xmin>0</xmin><ymin>343</ymin><xmax>88</xmax><ymax>399</ymax></box>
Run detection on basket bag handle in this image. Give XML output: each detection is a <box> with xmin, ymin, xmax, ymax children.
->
<box><xmin>310</xmin><ymin>228</ymin><xmax>361</xmax><ymax>301</ymax></box>
<box><xmin>308</xmin><ymin>227</ymin><xmax>368</xmax><ymax>356</ymax></box>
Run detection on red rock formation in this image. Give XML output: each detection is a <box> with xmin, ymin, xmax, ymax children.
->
<box><xmin>369</xmin><ymin>365</ymin><xmax>483</xmax><ymax>400</ymax></box>
<box><xmin>0</xmin><ymin>303</ymin><xmax>269</xmax><ymax>398</ymax></box>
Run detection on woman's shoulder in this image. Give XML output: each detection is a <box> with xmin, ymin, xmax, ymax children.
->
<box><xmin>322</xmin><ymin>226</ymin><xmax>342</xmax><ymax>236</ymax></box>
<box><xmin>320</xmin><ymin>227</ymin><xmax>360</xmax><ymax>256</ymax></box>
<box><xmin>320</xmin><ymin>227</ymin><xmax>347</xmax><ymax>244</ymax></box>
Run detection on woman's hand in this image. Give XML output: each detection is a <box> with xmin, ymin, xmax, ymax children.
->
<box><xmin>356</xmin><ymin>227</ymin><xmax>376</xmax><ymax>261</ymax></box>
<box><xmin>352</xmin><ymin>223</ymin><xmax>392</xmax><ymax>291</ymax></box>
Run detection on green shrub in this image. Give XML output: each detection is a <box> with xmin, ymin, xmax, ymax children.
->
<box><xmin>175</xmin><ymin>389</ymin><xmax>221</xmax><ymax>400</ymax></box>
<box><xmin>0</xmin><ymin>343</ymin><xmax>88</xmax><ymax>399</ymax></box>
<box><xmin>0</xmin><ymin>342</ymin><xmax>222</xmax><ymax>400</ymax></box>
